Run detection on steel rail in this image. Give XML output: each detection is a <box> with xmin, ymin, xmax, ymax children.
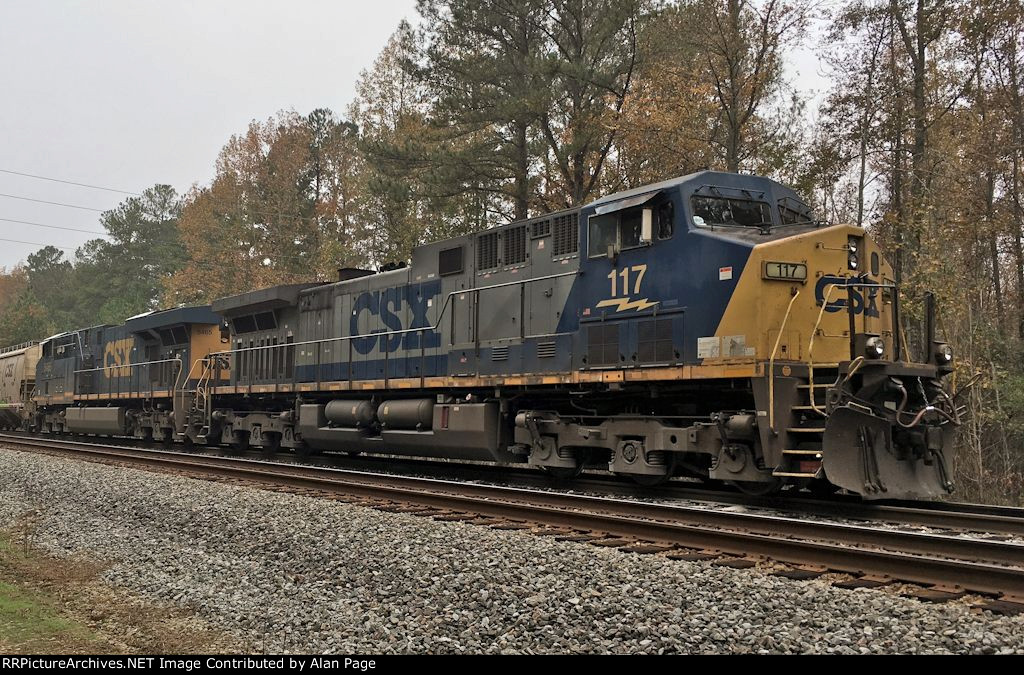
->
<box><xmin>3</xmin><ymin>435</ymin><xmax>1024</xmax><ymax>601</ymax></box>
<box><xmin>1</xmin><ymin>431</ymin><xmax>1022</xmax><ymax>536</ymax></box>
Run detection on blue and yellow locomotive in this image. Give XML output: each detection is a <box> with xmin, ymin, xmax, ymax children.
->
<box><xmin>28</xmin><ymin>171</ymin><xmax>957</xmax><ymax>500</ymax></box>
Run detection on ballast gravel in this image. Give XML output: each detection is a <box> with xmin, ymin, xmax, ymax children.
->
<box><xmin>0</xmin><ymin>447</ymin><xmax>1022</xmax><ymax>654</ymax></box>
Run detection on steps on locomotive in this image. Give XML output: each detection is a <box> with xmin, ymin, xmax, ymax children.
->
<box><xmin>772</xmin><ymin>368</ymin><xmax>836</xmax><ymax>480</ymax></box>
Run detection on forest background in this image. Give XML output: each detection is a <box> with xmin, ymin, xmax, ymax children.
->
<box><xmin>2</xmin><ymin>0</ymin><xmax>1022</xmax><ymax>503</ymax></box>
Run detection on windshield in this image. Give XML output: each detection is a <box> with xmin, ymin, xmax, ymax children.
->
<box><xmin>691</xmin><ymin>196</ymin><xmax>772</xmax><ymax>229</ymax></box>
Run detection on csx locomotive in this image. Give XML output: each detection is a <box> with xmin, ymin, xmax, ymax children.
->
<box><xmin>12</xmin><ymin>171</ymin><xmax>959</xmax><ymax>500</ymax></box>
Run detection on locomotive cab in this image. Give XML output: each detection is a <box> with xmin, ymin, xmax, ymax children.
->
<box><xmin>705</xmin><ymin>205</ymin><xmax>955</xmax><ymax>499</ymax></box>
<box><xmin>566</xmin><ymin>171</ymin><xmax>956</xmax><ymax>500</ymax></box>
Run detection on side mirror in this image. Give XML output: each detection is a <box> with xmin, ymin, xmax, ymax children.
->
<box><xmin>641</xmin><ymin>208</ymin><xmax>653</xmax><ymax>245</ymax></box>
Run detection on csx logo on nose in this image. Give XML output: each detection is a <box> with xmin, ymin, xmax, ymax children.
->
<box><xmin>815</xmin><ymin>275</ymin><xmax>880</xmax><ymax>317</ymax></box>
<box><xmin>350</xmin><ymin>280</ymin><xmax>442</xmax><ymax>355</ymax></box>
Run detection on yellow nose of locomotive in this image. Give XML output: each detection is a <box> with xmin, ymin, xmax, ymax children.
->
<box><xmin>712</xmin><ymin>223</ymin><xmax>895</xmax><ymax>366</ymax></box>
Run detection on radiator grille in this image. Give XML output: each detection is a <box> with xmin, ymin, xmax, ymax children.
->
<box><xmin>531</xmin><ymin>219</ymin><xmax>551</xmax><ymax>238</ymax></box>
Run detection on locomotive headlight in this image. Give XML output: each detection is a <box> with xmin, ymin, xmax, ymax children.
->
<box><xmin>848</xmin><ymin>235</ymin><xmax>862</xmax><ymax>270</ymax></box>
<box><xmin>865</xmin><ymin>336</ymin><xmax>885</xmax><ymax>359</ymax></box>
<box><xmin>935</xmin><ymin>343</ymin><xmax>953</xmax><ymax>364</ymax></box>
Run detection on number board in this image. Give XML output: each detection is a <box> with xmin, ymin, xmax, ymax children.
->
<box><xmin>763</xmin><ymin>261</ymin><xmax>807</xmax><ymax>282</ymax></box>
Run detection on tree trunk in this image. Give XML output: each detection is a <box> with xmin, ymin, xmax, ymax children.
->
<box><xmin>725</xmin><ymin>0</ymin><xmax>742</xmax><ymax>173</ymax></box>
<box><xmin>513</xmin><ymin>120</ymin><xmax>530</xmax><ymax>221</ymax></box>
<box><xmin>1009</xmin><ymin>43</ymin><xmax>1024</xmax><ymax>340</ymax></box>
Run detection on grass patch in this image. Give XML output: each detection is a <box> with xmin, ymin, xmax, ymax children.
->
<box><xmin>0</xmin><ymin>578</ymin><xmax>98</xmax><ymax>652</ymax></box>
<box><xmin>0</xmin><ymin>523</ymin><xmax>245</xmax><ymax>654</ymax></box>
<box><xmin>0</xmin><ymin>521</ymin><xmax>102</xmax><ymax>653</ymax></box>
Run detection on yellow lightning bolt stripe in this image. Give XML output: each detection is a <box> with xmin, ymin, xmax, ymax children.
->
<box><xmin>595</xmin><ymin>297</ymin><xmax>660</xmax><ymax>312</ymax></box>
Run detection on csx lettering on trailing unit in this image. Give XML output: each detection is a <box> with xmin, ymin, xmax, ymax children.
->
<box><xmin>350</xmin><ymin>281</ymin><xmax>441</xmax><ymax>355</ymax></box>
<box><xmin>103</xmin><ymin>338</ymin><xmax>134</xmax><ymax>377</ymax></box>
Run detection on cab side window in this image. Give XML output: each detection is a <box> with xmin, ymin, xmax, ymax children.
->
<box><xmin>588</xmin><ymin>200</ymin><xmax>674</xmax><ymax>256</ymax></box>
<box><xmin>588</xmin><ymin>213</ymin><xmax>618</xmax><ymax>257</ymax></box>
<box><xmin>587</xmin><ymin>207</ymin><xmax>649</xmax><ymax>257</ymax></box>
<box><xmin>657</xmin><ymin>202</ymin><xmax>674</xmax><ymax>239</ymax></box>
<box><xmin>620</xmin><ymin>210</ymin><xmax>643</xmax><ymax>248</ymax></box>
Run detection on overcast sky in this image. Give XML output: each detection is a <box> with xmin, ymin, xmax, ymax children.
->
<box><xmin>0</xmin><ymin>0</ymin><xmax>418</xmax><ymax>269</ymax></box>
<box><xmin>0</xmin><ymin>1</ymin><xmax>826</xmax><ymax>271</ymax></box>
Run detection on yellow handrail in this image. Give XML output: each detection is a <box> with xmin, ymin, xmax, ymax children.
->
<box><xmin>768</xmin><ymin>290</ymin><xmax>800</xmax><ymax>434</ymax></box>
<box><xmin>807</xmin><ymin>284</ymin><xmax>851</xmax><ymax>416</ymax></box>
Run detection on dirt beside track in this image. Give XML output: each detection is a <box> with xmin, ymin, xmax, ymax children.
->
<box><xmin>0</xmin><ymin>527</ymin><xmax>245</xmax><ymax>654</ymax></box>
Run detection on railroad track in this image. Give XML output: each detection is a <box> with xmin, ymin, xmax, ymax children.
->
<box><xmin>5</xmin><ymin>430</ymin><xmax>1019</xmax><ymax>538</ymax></box>
<box><xmin>2</xmin><ymin>433</ymin><xmax>1024</xmax><ymax>614</ymax></box>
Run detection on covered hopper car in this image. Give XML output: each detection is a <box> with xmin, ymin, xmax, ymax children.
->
<box><xmin>0</xmin><ymin>342</ymin><xmax>40</xmax><ymax>430</ymax></box>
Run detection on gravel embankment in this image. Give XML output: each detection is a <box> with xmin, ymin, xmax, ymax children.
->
<box><xmin>0</xmin><ymin>446</ymin><xmax>1022</xmax><ymax>654</ymax></box>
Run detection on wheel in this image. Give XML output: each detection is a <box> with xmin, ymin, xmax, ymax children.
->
<box><xmin>544</xmin><ymin>466</ymin><xmax>582</xmax><ymax>481</ymax></box>
<box><xmin>260</xmin><ymin>432</ymin><xmax>281</xmax><ymax>459</ymax></box>
<box><xmin>730</xmin><ymin>477</ymin><xmax>785</xmax><ymax>497</ymax></box>
<box><xmin>808</xmin><ymin>479</ymin><xmax>840</xmax><ymax>498</ymax></box>
<box><xmin>632</xmin><ymin>473</ymin><xmax>671</xmax><ymax>487</ymax></box>
<box><xmin>230</xmin><ymin>430</ymin><xmax>251</xmax><ymax>453</ymax></box>
<box><xmin>293</xmin><ymin>439</ymin><xmax>316</xmax><ymax>461</ymax></box>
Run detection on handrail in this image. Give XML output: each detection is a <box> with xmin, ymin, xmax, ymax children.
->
<box><xmin>192</xmin><ymin>356</ymin><xmax>220</xmax><ymax>412</ymax></box>
<box><xmin>73</xmin><ymin>357</ymin><xmax>183</xmax><ymax>375</ymax></box>
<box><xmin>808</xmin><ymin>281</ymin><xmax>897</xmax><ymax>415</ymax></box>
<box><xmin>207</xmin><ymin>270</ymin><xmax>580</xmax><ymax>360</ymax></box>
<box><xmin>0</xmin><ymin>341</ymin><xmax>39</xmax><ymax>355</ymax></box>
<box><xmin>768</xmin><ymin>290</ymin><xmax>800</xmax><ymax>434</ymax></box>
<box><xmin>71</xmin><ymin>357</ymin><xmax>183</xmax><ymax>401</ymax></box>
<box><xmin>807</xmin><ymin>283</ymin><xmax>842</xmax><ymax>416</ymax></box>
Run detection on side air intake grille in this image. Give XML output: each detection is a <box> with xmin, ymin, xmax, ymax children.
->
<box><xmin>587</xmin><ymin>324</ymin><xmax>619</xmax><ymax>366</ymax></box>
<box><xmin>478</xmin><ymin>231</ymin><xmax>499</xmax><ymax>270</ymax></box>
<box><xmin>531</xmin><ymin>219</ymin><xmax>551</xmax><ymax>238</ymax></box>
<box><xmin>504</xmin><ymin>225</ymin><xmax>527</xmax><ymax>265</ymax></box>
<box><xmin>439</xmin><ymin>245</ymin><xmax>464</xmax><ymax>276</ymax></box>
<box><xmin>491</xmin><ymin>345</ymin><xmax>509</xmax><ymax>361</ymax></box>
<box><xmin>552</xmin><ymin>213</ymin><xmax>578</xmax><ymax>256</ymax></box>
<box><xmin>537</xmin><ymin>341</ymin><xmax>556</xmax><ymax>358</ymax></box>
<box><xmin>638</xmin><ymin>318</ymin><xmax>675</xmax><ymax>363</ymax></box>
